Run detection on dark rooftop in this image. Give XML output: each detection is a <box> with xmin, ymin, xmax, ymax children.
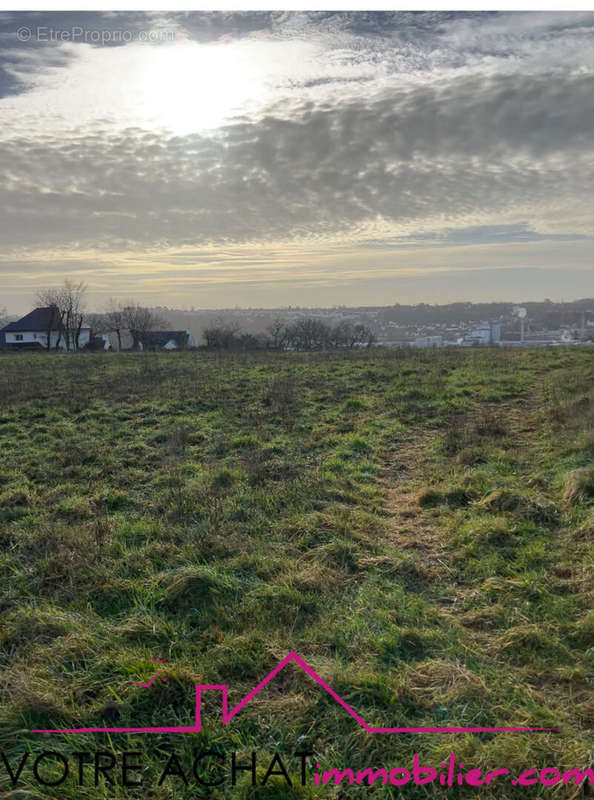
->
<box><xmin>136</xmin><ymin>330</ymin><xmax>191</xmax><ymax>348</ymax></box>
<box><xmin>1</xmin><ymin>306</ymin><xmax>62</xmax><ymax>333</ymax></box>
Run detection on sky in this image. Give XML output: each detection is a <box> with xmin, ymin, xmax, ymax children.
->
<box><xmin>1</xmin><ymin>10</ymin><xmax>593</xmax><ymax>313</ymax></box>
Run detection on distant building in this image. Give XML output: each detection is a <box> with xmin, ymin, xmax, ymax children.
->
<box><xmin>471</xmin><ymin>321</ymin><xmax>501</xmax><ymax>344</ymax></box>
<box><xmin>489</xmin><ymin>321</ymin><xmax>501</xmax><ymax>343</ymax></box>
<box><xmin>0</xmin><ymin>306</ymin><xmax>91</xmax><ymax>350</ymax></box>
<box><xmin>414</xmin><ymin>335</ymin><xmax>443</xmax><ymax>348</ymax></box>
<box><xmin>458</xmin><ymin>321</ymin><xmax>502</xmax><ymax>346</ymax></box>
<box><xmin>135</xmin><ymin>330</ymin><xmax>195</xmax><ymax>351</ymax></box>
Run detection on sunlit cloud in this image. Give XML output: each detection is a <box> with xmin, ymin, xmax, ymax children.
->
<box><xmin>1</xmin><ymin>11</ymin><xmax>593</xmax><ymax>311</ymax></box>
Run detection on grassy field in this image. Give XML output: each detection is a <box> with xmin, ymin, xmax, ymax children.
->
<box><xmin>0</xmin><ymin>347</ymin><xmax>592</xmax><ymax>798</ymax></box>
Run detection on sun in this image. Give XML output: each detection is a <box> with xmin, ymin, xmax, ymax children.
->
<box><xmin>140</xmin><ymin>39</ymin><xmax>273</xmax><ymax>134</ymax></box>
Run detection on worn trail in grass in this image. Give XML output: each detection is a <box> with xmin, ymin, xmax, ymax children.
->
<box><xmin>377</xmin><ymin>375</ymin><xmax>593</xmax><ymax>794</ymax></box>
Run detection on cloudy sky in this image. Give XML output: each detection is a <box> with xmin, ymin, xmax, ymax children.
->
<box><xmin>1</xmin><ymin>11</ymin><xmax>593</xmax><ymax>312</ymax></box>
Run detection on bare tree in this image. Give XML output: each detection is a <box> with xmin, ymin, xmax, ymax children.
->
<box><xmin>35</xmin><ymin>289</ymin><xmax>64</xmax><ymax>350</ymax></box>
<box><xmin>104</xmin><ymin>299</ymin><xmax>127</xmax><ymax>352</ymax></box>
<box><xmin>66</xmin><ymin>281</ymin><xmax>87</xmax><ymax>351</ymax></box>
<box><xmin>37</xmin><ymin>280</ymin><xmax>87</xmax><ymax>351</ymax></box>
<box><xmin>266</xmin><ymin>318</ymin><xmax>289</xmax><ymax>350</ymax></box>
<box><xmin>203</xmin><ymin>323</ymin><xmax>241</xmax><ymax>350</ymax></box>
<box><xmin>331</xmin><ymin>320</ymin><xmax>376</xmax><ymax>348</ymax></box>
<box><xmin>123</xmin><ymin>304</ymin><xmax>168</xmax><ymax>349</ymax></box>
<box><xmin>85</xmin><ymin>312</ymin><xmax>112</xmax><ymax>349</ymax></box>
<box><xmin>285</xmin><ymin>318</ymin><xmax>331</xmax><ymax>350</ymax></box>
<box><xmin>353</xmin><ymin>323</ymin><xmax>376</xmax><ymax>348</ymax></box>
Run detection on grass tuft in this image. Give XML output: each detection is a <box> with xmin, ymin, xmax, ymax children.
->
<box><xmin>563</xmin><ymin>465</ymin><xmax>594</xmax><ymax>505</ymax></box>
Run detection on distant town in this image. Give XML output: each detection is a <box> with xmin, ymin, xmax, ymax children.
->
<box><xmin>1</xmin><ymin>295</ymin><xmax>593</xmax><ymax>352</ymax></box>
<box><xmin>154</xmin><ymin>298</ymin><xmax>594</xmax><ymax>350</ymax></box>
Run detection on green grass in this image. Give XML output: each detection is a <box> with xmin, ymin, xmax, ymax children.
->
<box><xmin>0</xmin><ymin>347</ymin><xmax>592</xmax><ymax>798</ymax></box>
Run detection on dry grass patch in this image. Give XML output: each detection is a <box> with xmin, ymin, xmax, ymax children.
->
<box><xmin>563</xmin><ymin>465</ymin><xmax>594</xmax><ymax>505</ymax></box>
<box><xmin>496</xmin><ymin>624</ymin><xmax>572</xmax><ymax>666</ymax></box>
<box><xmin>460</xmin><ymin>604</ymin><xmax>506</xmax><ymax>631</ymax></box>
<box><xmin>571</xmin><ymin>513</ymin><xmax>594</xmax><ymax>541</ymax></box>
<box><xmin>479</xmin><ymin>489</ymin><xmax>559</xmax><ymax>524</ymax></box>
<box><xmin>405</xmin><ymin>659</ymin><xmax>490</xmax><ymax>704</ymax></box>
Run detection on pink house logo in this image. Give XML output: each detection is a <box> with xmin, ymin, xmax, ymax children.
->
<box><xmin>31</xmin><ymin>651</ymin><xmax>555</xmax><ymax>735</ymax></box>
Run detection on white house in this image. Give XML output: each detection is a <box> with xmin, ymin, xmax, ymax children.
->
<box><xmin>0</xmin><ymin>306</ymin><xmax>91</xmax><ymax>351</ymax></box>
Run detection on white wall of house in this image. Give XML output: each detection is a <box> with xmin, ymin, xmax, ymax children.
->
<box><xmin>5</xmin><ymin>331</ymin><xmax>41</xmax><ymax>346</ymax></box>
<box><xmin>75</xmin><ymin>329</ymin><xmax>91</xmax><ymax>349</ymax></box>
<box><xmin>5</xmin><ymin>329</ymin><xmax>91</xmax><ymax>350</ymax></box>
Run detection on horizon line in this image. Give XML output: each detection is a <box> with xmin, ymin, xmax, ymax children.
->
<box><xmin>7</xmin><ymin>296</ymin><xmax>594</xmax><ymax>317</ymax></box>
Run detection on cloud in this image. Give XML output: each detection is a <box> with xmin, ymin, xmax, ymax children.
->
<box><xmin>0</xmin><ymin>11</ymin><xmax>593</xmax><ymax>307</ymax></box>
<box><xmin>1</xmin><ymin>65</ymin><xmax>593</xmax><ymax>254</ymax></box>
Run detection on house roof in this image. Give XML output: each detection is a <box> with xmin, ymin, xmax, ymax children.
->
<box><xmin>1</xmin><ymin>306</ymin><xmax>62</xmax><ymax>332</ymax></box>
<box><xmin>1</xmin><ymin>306</ymin><xmax>91</xmax><ymax>334</ymax></box>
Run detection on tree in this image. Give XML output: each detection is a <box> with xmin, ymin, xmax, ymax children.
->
<box><xmin>355</xmin><ymin>323</ymin><xmax>376</xmax><ymax>348</ymax></box>
<box><xmin>37</xmin><ymin>280</ymin><xmax>87</xmax><ymax>351</ymax></box>
<box><xmin>266</xmin><ymin>319</ymin><xmax>289</xmax><ymax>350</ymax></box>
<box><xmin>203</xmin><ymin>323</ymin><xmax>241</xmax><ymax>350</ymax></box>
<box><xmin>104</xmin><ymin>299</ymin><xmax>127</xmax><ymax>352</ymax></box>
<box><xmin>331</xmin><ymin>321</ymin><xmax>376</xmax><ymax>348</ymax></box>
<box><xmin>35</xmin><ymin>289</ymin><xmax>64</xmax><ymax>350</ymax></box>
<box><xmin>285</xmin><ymin>318</ymin><xmax>331</xmax><ymax>350</ymax></box>
<box><xmin>85</xmin><ymin>311</ymin><xmax>113</xmax><ymax>350</ymax></box>
<box><xmin>64</xmin><ymin>281</ymin><xmax>87</xmax><ymax>351</ymax></box>
<box><xmin>123</xmin><ymin>304</ymin><xmax>167</xmax><ymax>349</ymax></box>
